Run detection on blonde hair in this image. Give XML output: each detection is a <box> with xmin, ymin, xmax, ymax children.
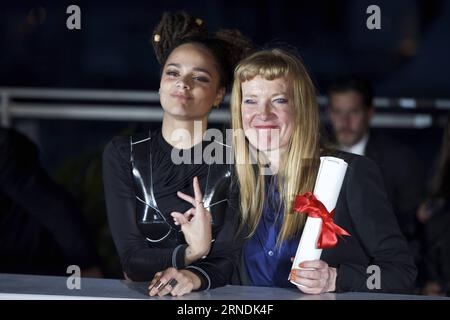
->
<box><xmin>230</xmin><ymin>49</ymin><xmax>320</xmax><ymax>244</ymax></box>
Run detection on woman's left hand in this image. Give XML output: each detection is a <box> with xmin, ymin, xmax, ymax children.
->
<box><xmin>148</xmin><ymin>267</ymin><xmax>201</xmax><ymax>297</ymax></box>
<box><xmin>290</xmin><ymin>260</ymin><xmax>337</xmax><ymax>294</ymax></box>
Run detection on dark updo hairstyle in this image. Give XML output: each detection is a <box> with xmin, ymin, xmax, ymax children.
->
<box><xmin>152</xmin><ymin>11</ymin><xmax>254</xmax><ymax>89</ymax></box>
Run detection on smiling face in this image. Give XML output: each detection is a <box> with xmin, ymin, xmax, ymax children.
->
<box><xmin>159</xmin><ymin>43</ymin><xmax>225</xmax><ymax>120</ymax></box>
<box><xmin>240</xmin><ymin>75</ymin><xmax>295</xmax><ymax>153</ymax></box>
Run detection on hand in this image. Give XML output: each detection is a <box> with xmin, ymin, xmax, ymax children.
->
<box><xmin>417</xmin><ymin>201</ymin><xmax>433</xmax><ymax>224</ymax></box>
<box><xmin>171</xmin><ymin>176</ymin><xmax>212</xmax><ymax>263</ymax></box>
<box><xmin>290</xmin><ymin>260</ymin><xmax>337</xmax><ymax>294</ymax></box>
<box><xmin>148</xmin><ymin>267</ymin><xmax>201</xmax><ymax>297</ymax></box>
<box><xmin>422</xmin><ymin>281</ymin><xmax>445</xmax><ymax>296</ymax></box>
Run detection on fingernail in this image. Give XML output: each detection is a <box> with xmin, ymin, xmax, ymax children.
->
<box><xmin>154</xmin><ymin>280</ymin><xmax>165</xmax><ymax>291</ymax></box>
<box><xmin>299</xmin><ymin>262</ymin><xmax>304</xmax><ymax>268</ymax></box>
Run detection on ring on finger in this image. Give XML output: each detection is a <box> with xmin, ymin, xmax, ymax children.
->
<box><xmin>158</xmin><ymin>278</ymin><xmax>178</xmax><ymax>293</ymax></box>
<box><xmin>168</xmin><ymin>278</ymin><xmax>178</xmax><ymax>288</ymax></box>
<box><xmin>150</xmin><ymin>279</ymin><xmax>164</xmax><ymax>291</ymax></box>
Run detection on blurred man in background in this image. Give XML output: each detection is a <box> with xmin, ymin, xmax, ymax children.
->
<box><xmin>327</xmin><ymin>76</ymin><xmax>423</xmax><ymax>248</ymax></box>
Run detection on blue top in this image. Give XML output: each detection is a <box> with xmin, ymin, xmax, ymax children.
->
<box><xmin>243</xmin><ymin>176</ymin><xmax>300</xmax><ymax>287</ymax></box>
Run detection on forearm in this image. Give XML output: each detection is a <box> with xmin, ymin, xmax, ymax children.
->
<box><xmin>184</xmin><ymin>246</ymin><xmax>198</xmax><ymax>265</ymax></box>
<box><xmin>184</xmin><ymin>245</ymin><xmax>209</xmax><ymax>265</ymax></box>
<box><xmin>185</xmin><ymin>224</ymin><xmax>242</xmax><ymax>290</ymax></box>
<box><xmin>187</xmin><ymin>253</ymin><xmax>236</xmax><ymax>290</ymax></box>
<box><xmin>122</xmin><ymin>244</ymin><xmax>187</xmax><ymax>281</ymax></box>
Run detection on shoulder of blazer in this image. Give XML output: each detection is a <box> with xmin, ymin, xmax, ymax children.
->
<box><xmin>366</xmin><ymin>132</ymin><xmax>405</xmax><ymax>159</ymax></box>
<box><xmin>321</xmin><ymin>149</ymin><xmax>381</xmax><ymax>182</ymax></box>
<box><xmin>321</xmin><ymin>148</ymin><xmax>369</xmax><ymax>166</ymax></box>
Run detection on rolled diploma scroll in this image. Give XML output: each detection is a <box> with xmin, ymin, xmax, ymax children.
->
<box><xmin>290</xmin><ymin>156</ymin><xmax>348</xmax><ymax>285</ymax></box>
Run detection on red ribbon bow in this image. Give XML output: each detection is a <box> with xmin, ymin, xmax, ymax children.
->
<box><xmin>294</xmin><ymin>192</ymin><xmax>350</xmax><ymax>249</ymax></box>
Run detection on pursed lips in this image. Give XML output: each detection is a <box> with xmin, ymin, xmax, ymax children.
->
<box><xmin>171</xmin><ymin>92</ymin><xmax>193</xmax><ymax>100</ymax></box>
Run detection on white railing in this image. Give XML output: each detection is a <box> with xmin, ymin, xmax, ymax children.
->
<box><xmin>1</xmin><ymin>87</ymin><xmax>449</xmax><ymax>128</ymax></box>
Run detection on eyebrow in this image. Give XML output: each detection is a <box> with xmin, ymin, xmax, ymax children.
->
<box><xmin>242</xmin><ymin>93</ymin><xmax>288</xmax><ymax>98</ymax></box>
<box><xmin>271</xmin><ymin>93</ymin><xmax>288</xmax><ymax>97</ymax></box>
<box><xmin>166</xmin><ymin>64</ymin><xmax>212</xmax><ymax>77</ymax></box>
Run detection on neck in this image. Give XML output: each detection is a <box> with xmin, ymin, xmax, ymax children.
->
<box><xmin>342</xmin><ymin>132</ymin><xmax>369</xmax><ymax>149</ymax></box>
<box><xmin>161</xmin><ymin>113</ymin><xmax>208</xmax><ymax>149</ymax></box>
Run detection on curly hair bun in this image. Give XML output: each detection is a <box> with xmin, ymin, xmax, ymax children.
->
<box><xmin>151</xmin><ymin>11</ymin><xmax>255</xmax><ymax>87</ymax></box>
<box><xmin>152</xmin><ymin>11</ymin><xmax>208</xmax><ymax>64</ymax></box>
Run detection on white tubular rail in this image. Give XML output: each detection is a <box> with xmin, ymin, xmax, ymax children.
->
<box><xmin>1</xmin><ymin>87</ymin><xmax>449</xmax><ymax>128</ymax></box>
<box><xmin>0</xmin><ymin>87</ymin><xmax>231</xmax><ymax>127</ymax></box>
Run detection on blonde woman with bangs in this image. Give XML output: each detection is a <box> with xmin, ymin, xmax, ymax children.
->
<box><xmin>230</xmin><ymin>48</ymin><xmax>417</xmax><ymax>294</ymax></box>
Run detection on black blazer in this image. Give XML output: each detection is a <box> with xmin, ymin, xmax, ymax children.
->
<box><xmin>233</xmin><ymin>152</ymin><xmax>417</xmax><ymax>294</ymax></box>
<box><xmin>365</xmin><ymin>132</ymin><xmax>424</xmax><ymax>239</ymax></box>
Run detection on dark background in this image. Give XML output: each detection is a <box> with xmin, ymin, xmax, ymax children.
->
<box><xmin>1</xmin><ymin>0</ymin><xmax>449</xmax><ymax>168</ymax></box>
<box><xmin>1</xmin><ymin>0</ymin><xmax>450</xmax><ymax>97</ymax></box>
<box><xmin>1</xmin><ymin>0</ymin><xmax>449</xmax><ymax>277</ymax></box>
